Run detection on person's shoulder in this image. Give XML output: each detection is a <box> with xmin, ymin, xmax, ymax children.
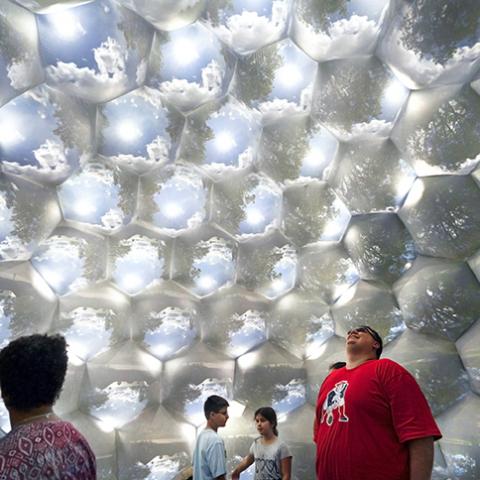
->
<box><xmin>375</xmin><ymin>358</ymin><xmax>409</xmax><ymax>377</ymax></box>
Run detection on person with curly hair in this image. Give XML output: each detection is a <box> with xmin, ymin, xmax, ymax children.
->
<box><xmin>0</xmin><ymin>334</ymin><xmax>96</xmax><ymax>479</ymax></box>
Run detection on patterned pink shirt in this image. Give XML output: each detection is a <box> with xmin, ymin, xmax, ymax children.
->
<box><xmin>0</xmin><ymin>419</ymin><xmax>96</xmax><ymax>479</ymax></box>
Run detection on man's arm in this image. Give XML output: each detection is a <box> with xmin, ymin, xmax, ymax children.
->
<box><xmin>408</xmin><ymin>436</ymin><xmax>434</xmax><ymax>480</ymax></box>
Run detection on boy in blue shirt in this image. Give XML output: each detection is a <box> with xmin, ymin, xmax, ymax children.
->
<box><xmin>193</xmin><ymin>395</ymin><xmax>229</xmax><ymax>480</ymax></box>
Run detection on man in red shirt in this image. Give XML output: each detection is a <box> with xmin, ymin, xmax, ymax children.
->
<box><xmin>314</xmin><ymin>325</ymin><xmax>441</xmax><ymax>480</ymax></box>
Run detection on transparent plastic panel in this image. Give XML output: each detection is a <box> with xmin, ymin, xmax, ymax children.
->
<box><xmin>205</xmin><ymin>0</ymin><xmax>290</xmax><ymax>55</ymax></box>
<box><xmin>37</xmin><ymin>0</ymin><xmax>153</xmax><ymax>103</ymax></box>
<box><xmin>392</xmin><ymin>85</ymin><xmax>480</xmax><ymax>175</ymax></box>
<box><xmin>0</xmin><ymin>85</ymin><xmax>92</xmax><ymax>184</ymax></box>
<box><xmin>0</xmin><ymin>175</ymin><xmax>61</xmax><ymax>261</ymax></box>
<box><xmin>399</xmin><ymin>176</ymin><xmax>480</xmax><ymax>259</ymax></box>
<box><xmin>456</xmin><ymin>319</ymin><xmax>480</xmax><ymax>395</ymax></box>
<box><xmin>343</xmin><ymin>213</ymin><xmax>416</xmax><ymax>283</ymax></box>
<box><xmin>395</xmin><ymin>257</ymin><xmax>480</xmax><ymax>342</ymax></box>
<box><xmin>97</xmin><ymin>87</ymin><xmax>183</xmax><ymax>175</ymax></box>
<box><xmin>313</xmin><ymin>57</ymin><xmax>410</xmax><ymax>140</ymax></box>
<box><xmin>292</xmin><ymin>0</ymin><xmax>391</xmax><ymax>61</ymax></box>
<box><xmin>147</xmin><ymin>22</ymin><xmax>233</xmax><ymax>111</ymax></box>
<box><xmin>257</xmin><ymin>116</ymin><xmax>338</xmax><ymax>184</ymax></box>
<box><xmin>327</xmin><ymin>139</ymin><xmax>416</xmax><ymax>214</ymax></box>
<box><xmin>179</xmin><ymin>96</ymin><xmax>261</xmax><ymax>179</ymax></box>
<box><xmin>377</xmin><ymin>0</ymin><xmax>480</xmax><ymax>89</ymax></box>
<box><xmin>385</xmin><ymin>328</ymin><xmax>469</xmax><ymax>415</ymax></box>
<box><xmin>232</xmin><ymin>38</ymin><xmax>317</xmax><ymax>121</ymax></box>
<box><xmin>0</xmin><ymin>1</ymin><xmax>44</xmax><ymax>106</ymax></box>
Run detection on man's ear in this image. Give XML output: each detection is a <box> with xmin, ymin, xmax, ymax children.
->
<box><xmin>372</xmin><ymin>342</ymin><xmax>380</xmax><ymax>350</ymax></box>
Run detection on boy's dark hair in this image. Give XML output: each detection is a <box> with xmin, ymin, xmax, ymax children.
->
<box><xmin>254</xmin><ymin>406</ymin><xmax>279</xmax><ymax>436</ymax></box>
<box><xmin>204</xmin><ymin>395</ymin><xmax>229</xmax><ymax>419</ymax></box>
<box><xmin>0</xmin><ymin>334</ymin><xmax>68</xmax><ymax>410</ymax></box>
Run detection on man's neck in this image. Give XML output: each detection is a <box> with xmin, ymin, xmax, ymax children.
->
<box><xmin>346</xmin><ymin>354</ymin><xmax>376</xmax><ymax>370</ymax></box>
<box><xmin>9</xmin><ymin>405</ymin><xmax>54</xmax><ymax>429</ymax></box>
<box><xmin>206</xmin><ymin>419</ymin><xmax>218</xmax><ymax>432</ymax></box>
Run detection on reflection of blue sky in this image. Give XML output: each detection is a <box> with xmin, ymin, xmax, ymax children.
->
<box><xmin>36</xmin><ymin>1</ymin><xmax>119</xmax><ymax>71</ymax></box>
<box><xmin>341</xmin><ymin>0</ymin><xmax>388</xmax><ymax>21</ymax></box>
<box><xmin>89</xmin><ymin>381</ymin><xmax>148</xmax><ymax>429</ymax></box>
<box><xmin>0</xmin><ymin>89</ymin><xmax>65</xmax><ymax>167</ymax></box>
<box><xmin>239</xmin><ymin>180</ymin><xmax>282</xmax><ymax>236</ymax></box>
<box><xmin>159</xmin><ymin>24</ymin><xmax>225</xmax><ymax>83</ymax></box>
<box><xmin>263</xmin><ymin>249</ymin><xmax>297</xmax><ymax>299</ymax></box>
<box><xmin>32</xmin><ymin>236</ymin><xmax>87</xmax><ymax>295</ymax></box>
<box><xmin>153</xmin><ymin>169</ymin><xmax>207</xmax><ymax>231</ymax></box>
<box><xmin>305</xmin><ymin>314</ymin><xmax>335</xmax><ymax>359</ymax></box>
<box><xmin>144</xmin><ymin>307</ymin><xmax>196</xmax><ymax>360</ymax></box>
<box><xmin>58</xmin><ymin>165</ymin><xmax>123</xmax><ymax>228</ymax></box>
<box><xmin>99</xmin><ymin>89</ymin><xmax>171</xmax><ymax>158</ymax></box>
<box><xmin>62</xmin><ymin>307</ymin><xmax>113</xmax><ymax>361</ymax></box>
<box><xmin>220</xmin><ymin>0</ymin><xmax>274</xmax><ymax>17</ymax></box>
<box><xmin>204</xmin><ymin>103</ymin><xmax>259</xmax><ymax>168</ymax></box>
<box><xmin>184</xmin><ymin>378</ymin><xmax>230</xmax><ymax>426</ymax></box>
<box><xmin>113</xmin><ymin>235</ymin><xmax>164</xmax><ymax>295</ymax></box>
<box><xmin>272</xmin><ymin>379</ymin><xmax>306</xmax><ymax>417</ymax></box>
<box><xmin>300</xmin><ymin>128</ymin><xmax>338</xmax><ymax>179</ymax></box>
<box><xmin>191</xmin><ymin>239</ymin><xmax>235</xmax><ymax>296</ymax></box>
<box><xmin>269</xmin><ymin>40</ymin><xmax>317</xmax><ymax>103</ymax></box>
<box><xmin>228</xmin><ymin>310</ymin><xmax>266</xmax><ymax>357</ymax></box>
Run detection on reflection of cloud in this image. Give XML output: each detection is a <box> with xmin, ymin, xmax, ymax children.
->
<box><xmin>46</xmin><ymin>37</ymin><xmax>129</xmax><ymax>99</ymax></box>
<box><xmin>294</xmin><ymin>15</ymin><xmax>380</xmax><ymax>61</ymax></box>
<box><xmin>144</xmin><ymin>453</ymin><xmax>189</xmax><ymax>480</ymax></box>
<box><xmin>213</xmin><ymin>1</ymin><xmax>289</xmax><ymax>54</ymax></box>
<box><xmin>7</xmin><ymin>54</ymin><xmax>43</xmax><ymax>90</ymax></box>
<box><xmin>159</xmin><ymin>60</ymin><xmax>223</xmax><ymax>111</ymax></box>
<box><xmin>33</xmin><ymin>140</ymin><xmax>68</xmax><ymax>171</ymax></box>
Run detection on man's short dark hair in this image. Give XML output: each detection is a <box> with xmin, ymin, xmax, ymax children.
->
<box><xmin>204</xmin><ymin>395</ymin><xmax>229</xmax><ymax>419</ymax></box>
<box><xmin>0</xmin><ymin>334</ymin><xmax>68</xmax><ymax>410</ymax></box>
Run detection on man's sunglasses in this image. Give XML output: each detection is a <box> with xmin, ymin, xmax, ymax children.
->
<box><xmin>347</xmin><ymin>326</ymin><xmax>382</xmax><ymax>344</ymax></box>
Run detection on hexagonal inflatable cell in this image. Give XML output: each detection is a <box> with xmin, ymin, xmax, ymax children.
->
<box><xmin>378</xmin><ymin>0</ymin><xmax>480</xmax><ymax>89</ymax></box>
<box><xmin>292</xmin><ymin>0</ymin><xmax>391</xmax><ymax>61</ymax></box>
<box><xmin>0</xmin><ymin>1</ymin><xmax>44</xmax><ymax>106</ymax></box>
<box><xmin>37</xmin><ymin>0</ymin><xmax>153</xmax><ymax>103</ymax></box>
<box><xmin>395</xmin><ymin>257</ymin><xmax>480</xmax><ymax>342</ymax></box>
<box><xmin>399</xmin><ymin>175</ymin><xmax>480</xmax><ymax>259</ymax></box>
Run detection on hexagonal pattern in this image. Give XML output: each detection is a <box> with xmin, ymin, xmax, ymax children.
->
<box><xmin>1</xmin><ymin>1</ymin><xmax>479</xmax><ymax>478</ymax></box>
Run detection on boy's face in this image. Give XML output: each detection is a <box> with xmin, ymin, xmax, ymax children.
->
<box><xmin>210</xmin><ymin>407</ymin><xmax>229</xmax><ymax>429</ymax></box>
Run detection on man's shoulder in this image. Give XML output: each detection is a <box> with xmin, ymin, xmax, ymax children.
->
<box><xmin>198</xmin><ymin>429</ymin><xmax>223</xmax><ymax>446</ymax></box>
<box><xmin>375</xmin><ymin>358</ymin><xmax>409</xmax><ymax>377</ymax></box>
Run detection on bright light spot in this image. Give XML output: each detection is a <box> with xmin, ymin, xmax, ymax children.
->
<box><xmin>73</xmin><ymin>200</ymin><xmax>97</xmax><ymax>217</ymax></box>
<box><xmin>404</xmin><ymin>179</ymin><xmax>425</xmax><ymax>207</ymax></box>
<box><xmin>49</xmin><ymin>11</ymin><xmax>85</xmax><ymax>41</ymax></box>
<box><xmin>306</xmin><ymin>341</ymin><xmax>327</xmax><ymax>360</ymax></box>
<box><xmin>213</xmin><ymin>131</ymin><xmax>237</xmax><ymax>153</ymax></box>
<box><xmin>173</xmin><ymin>38</ymin><xmax>200</xmax><ymax>66</ymax></box>
<box><xmin>271</xmin><ymin>278</ymin><xmax>287</xmax><ymax>293</ymax></box>
<box><xmin>303</xmin><ymin>150</ymin><xmax>325</xmax><ymax>169</ymax></box>
<box><xmin>150</xmin><ymin>343</ymin><xmax>173</xmax><ymax>358</ymax></box>
<box><xmin>277</xmin><ymin>64</ymin><xmax>303</xmax><ymax>88</ymax></box>
<box><xmin>41</xmin><ymin>268</ymin><xmax>65</xmax><ymax>291</ymax></box>
<box><xmin>197</xmin><ymin>275</ymin><xmax>217</xmax><ymax>292</ymax></box>
<box><xmin>121</xmin><ymin>273</ymin><xmax>144</xmax><ymax>291</ymax></box>
<box><xmin>228</xmin><ymin>400</ymin><xmax>246</xmax><ymax>418</ymax></box>
<box><xmin>245</xmin><ymin>208</ymin><xmax>265</xmax><ymax>226</ymax></box>
<box><xmin>237</xmin><ymin>351</ymin><xmax>259</xmax><ymax>370</ymax></box>
<box><xmin>383</xmin><ymin>79</ymin><xmax>409</xmax><ymax>105</ymax></box>
<box><xmin>0</xmin><ymin>120</ymin><xmax>25</xmax><ymax>148</ymax></box>
<box><xmin>335</xmin><ymin>283</ymin><xmax>358</xmax><ymax>307</ymax></box>
<box><xmin>161</xmin><ymin>202</ymin><xmax>184</xmax><ymax>219</ymax></box>
<box><xmin>93</xmin><ymin>418</ymin><xmax>116</xmax><ymax>433</ymax></box>
<box><xmin>115</xmin><ymin>121</ymin><xmax>143</xmax><ymax>143</ymax></box>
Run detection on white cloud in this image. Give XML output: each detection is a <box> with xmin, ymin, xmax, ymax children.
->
<box><xmin>6</xmin><ymin>54</ymin><xmax>43</xmax><ymax>90</ymax></box>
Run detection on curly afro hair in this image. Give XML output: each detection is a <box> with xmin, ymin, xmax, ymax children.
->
<box><xmin>0</xmin><ymin>334</ymin><xmax>68</xmax><ymax>411</ymax></box>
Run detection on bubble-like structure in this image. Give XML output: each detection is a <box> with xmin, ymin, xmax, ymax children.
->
<box><xmin>1</xmin><ymin>1</ymin><xmax>479</xmax><ymax>478</ymax></box>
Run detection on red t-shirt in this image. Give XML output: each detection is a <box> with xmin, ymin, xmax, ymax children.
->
<box><xmin>314</xmin><ymin>358</ymin><xmax>441</xmax><ymax>480</ymax></box>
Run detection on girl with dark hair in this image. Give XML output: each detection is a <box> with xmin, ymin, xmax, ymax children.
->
<box><xmin>231</xmin><ymin>406</ymin><xmax>292</xmax><ymax>480</ymax></box>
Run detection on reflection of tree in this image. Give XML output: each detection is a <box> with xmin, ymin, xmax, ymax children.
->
<box><xmin>400</xmin><ymin>0</ymin><xmax>480</xmax><ymax>64</ymax></box>
<box><xmin>52</xmin><ymin>90</ymin><xmax>93</xmax><ymax>151</ymax></box>
<box><xmin>115</xmin><ymin>169</ymin><xmax>138</xmax><ymax>218</ymax></box>
<box><xmin>240</xmin><ymin>246</ymin><xmax>283</xmax><ymax>290</ymax></box>
<box><xmin>315</xmin><ymin>58</ymin><xmax>384</xmax><ymax>128</ymax></box>
<box><xmin>259</xmin><ymin>117</ymin><xmax>315</xmax><ymax>182</ymax></box>
<box><xmin>179</xmin><ymin>111</ymin><xmax>215</xmax><ymax>165</ymax></box>
<box><xmin>234</xmin><ymin>44</ymin><xmax>282</xmax><ymax>104</ymax></box>
<box><xmin>205</xmin><ymin>0</ymin><xmax>235</xmax><ymax>26</ymax></box>
<box><xmin>296</xmin><ymin>0</ymin><xmax>349</xmax><ymax>31</ymax></box>
<box><xmin>117</xmin><ymin>7</ymin><xmax>152</xmax><ymax>53</ymax></box>
<box><xmin>283</xmin><ymin>183</ymin><xmax>341</xmax><ymax>245</ymax></box>
<box><xmin>211</xmin><ymin>178</ymin><xmax>247</xmax><ymax>235</ymax></box>
<box><xmin>139</xmin><ymin>175</ymin><xmax>162</xmax><ymax>222</ymax></box>
<box><xmin>0</xmin><ymin>12</ymin><xmax>25</xmax><ymax>61</ymax></box>
<box><xmin>147</xmin><ymin>32</ymin><xmax>167</xmax><ymax>85</ymax></box>
<box><xmin>406</xmin><ymin>89</ymin><xmax>480</xmax><ymax>172</ymax></box>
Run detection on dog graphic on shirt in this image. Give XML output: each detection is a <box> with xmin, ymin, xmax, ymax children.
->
<box><xmin>321</xmin><ymin>381</ymin><xmax>349</xmax><ymax>426</ymax></box>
